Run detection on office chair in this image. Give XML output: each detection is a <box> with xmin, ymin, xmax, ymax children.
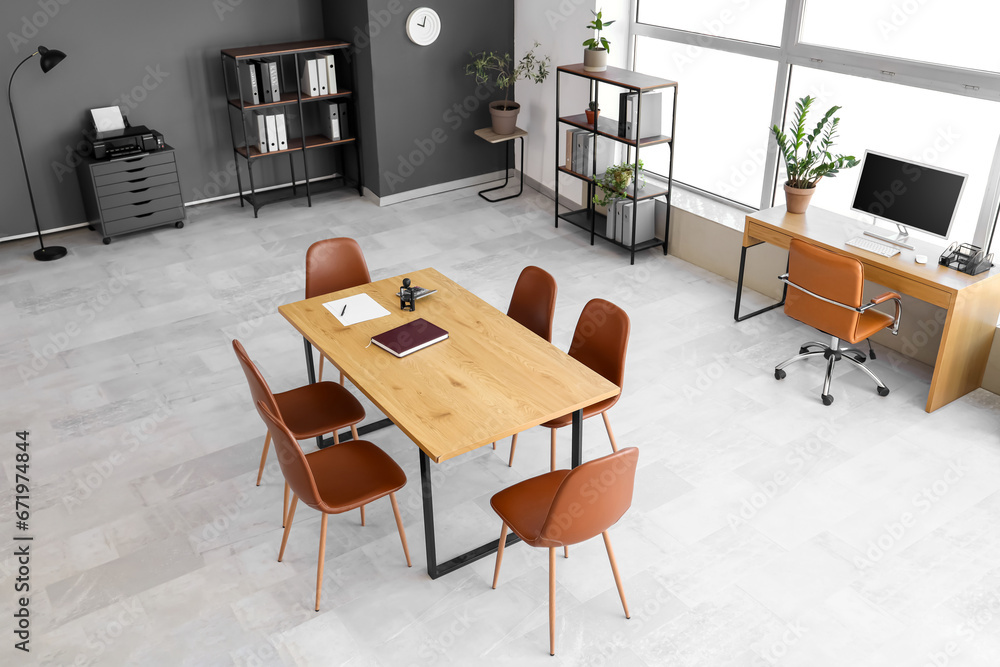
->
<box><xmin>233</xmin><ymin>339</ymin><xmax>366</xmax><ymax>526</ymax></box>
<box><xmin>774</xmin><ymin>239</ymin><xmax>902</xmax><ymax>405</ymax></box>
<box><xmin>494</xmin><ymin>266</ymin><xmax>558</xmax><ymax>465</ymax></box>
<box><xmin>305</xmin><ymin>238</ymin><xmax>371</xmax><ymax>384</ymax></box>
<box><xmin>508</xmin><ymin>298</ymin><xmax>630</xmax><ymax>471</ymax></box>
<box><xmin>490</xmin><ymin>447</ymin><xmax>638</xmax><ymax>656</ymax></box>
<box><xmin>258</xmin><ymin>402</ymin><xmax>411</xmax><ymax>611</ymax></box>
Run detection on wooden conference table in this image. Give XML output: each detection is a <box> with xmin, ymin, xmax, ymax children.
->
<box><xmin>279</xmin><ymin>267</ymin><xmax>620</xmax><ymax>578</ymax></box>
<box><xmin>735</xmin><ymin>205</ymin><xmax>1000</xmax><ymax>412</ymax></box>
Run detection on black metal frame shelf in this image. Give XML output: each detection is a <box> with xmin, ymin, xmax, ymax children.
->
<box><xmin>220</xmin><ymin>39</ymin><xmax>364</xmax><ymax>217</ymax></box>
<box><xmin>555</xmin><ymin>63</ymin><xmax>677</xmax><ymax>264</ymax></box>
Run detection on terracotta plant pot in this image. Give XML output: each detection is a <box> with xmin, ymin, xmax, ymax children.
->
<box><xmin>585</xmin><ymin>109</ymin><xmax>600</xmax><ymax>125</ymax></box>
<box><xmin>583</xmin><ymin>48</ymin><xmax>607</xmax><ymax>72</ymax></box>
<box><xmin>489</xmin><ymin>100</ymin><xmax>520</xmax><ymax>135</ymax></box>
<box><xmin>783</xmin><ymin>182</ymin><xmax>817</xmax><ymax>214</ymax></box>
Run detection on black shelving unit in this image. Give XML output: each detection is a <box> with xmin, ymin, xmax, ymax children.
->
<box><xmin>555</xmin><ymin>63</ymin><xmax>677</xmax><ymax>264</ymax></box>
<box><xmin>220</xmin><ymin>39</ymin><xmax>364</xmax><ymax>217</ymax></box>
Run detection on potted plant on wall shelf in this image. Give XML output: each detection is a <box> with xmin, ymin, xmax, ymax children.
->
<box><xmin>466</xmin><ymin>42</ymin><xmax>550</xmax><ymax>135</ymax></box>
<box><xmin>593</xmin><ymin>159</ymin><xmax>645</xmax><ymax>207</ymax></box>
<box><xmin>583</xmin><ymin>9</ymin><xmax>614</xmax><ymax>72</ymax></box>
<box><xmin>770</xmin><ymin>95</ymin><xmax>860</xmax><ymax>213</ymax></box>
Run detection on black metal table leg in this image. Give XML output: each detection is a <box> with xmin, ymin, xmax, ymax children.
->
<box><xmin>571</xmin><ymin>409</ymin><xmax>583</xmax><ymax>469</ymax></box>
<box><xmin>478</xmin><ymin>136</ymin><xmax>524</xmax><ymax>202</ymax></box>
<box><xmin>734</xmin><ymin>244</ymin><xmax>788</xmax><ymax>322</ymax></box>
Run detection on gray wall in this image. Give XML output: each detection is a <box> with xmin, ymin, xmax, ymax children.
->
<box><xmin>322</xmin><ymin>0</ymin><xmax>513</xmax><ymax>198</ymax></box>
<box><xmin>0</xmin><ymin>0</ymin><xmax>323</xmax><ymax>238</ymax></box>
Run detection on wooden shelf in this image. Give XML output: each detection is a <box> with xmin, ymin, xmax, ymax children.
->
<box><xmin>560</xmin><ymin>113</ymin><xmax>671</xmax><ymax>148</ymax></box>
<box><xmin>558</xmin><ymin>209</ymin><xmax>664</xmax><ymax>252</ymax></box>
<box><xmin>556</xmin><ymin>64</ymin><xmax>677</xmax><ymax>91</ymax></box>
<box><xmin>228</xmin><ymin>89</ymin><xmax>353</xmax><ymax>111</ymax></box>
<box><xmin>222</xmin><ymin>40</ymin><xmax>349</xmax><ymax>59</ymax></box>
<box><xmin>236</xmin><ymin>135</ymin><xmax>355</xmax><ymax>160</ymax></box>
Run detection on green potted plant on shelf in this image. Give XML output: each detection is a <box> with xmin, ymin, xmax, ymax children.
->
<box><xmin>583</xmin><ymin>9</ymin><xmax>614</xmax><ymax>72</ymax></box>
<box><xmin>466</xmin><ymin>42</ymin><xmax>550</xmax><ymax>135</ymax></box>
<box><xmin>770</xmin><ymin>95</ymin><xmax>860</xmax><ymax>213</ymax></box>
<box><xmin>593</xmin><ymin>159</ymin><xmax>644</xmax><ymax>207</ymax></box>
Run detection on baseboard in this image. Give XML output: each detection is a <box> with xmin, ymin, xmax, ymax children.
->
<box><xmin>524</xmin><ymin>173</ymin><xmax>590</xmax><ymax>211</ymax></box>
<box><xmin>369</xmin><ymin>170</ymin><xmax>510</xmax><ymax>207</ymax></box>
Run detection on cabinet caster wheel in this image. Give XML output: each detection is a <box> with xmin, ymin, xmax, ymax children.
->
<box><xmin>877</xmin><ymin>386</ymin><xmax>890</xmax><ymax>397</ymax></box>
<box><xmin>102</xmin><ymin>237</ymin><xmax>111</xmax><ymax>245</ymax></box>
<box><xmin>774</xmin><ymin>369</ymin><xmax>786</xmax><ymax>380</ymax></box>
<box><xmin>87</xmin><ymin>224</ymin><xmax>95</xmax><ymax>231</ymax></box>
<box><xmin>821</xmin><ymin>394</ymin><xmax>834</xmax><ymax>406</ymax></box>
<box><xmin>175</xmin><ymin>221</ymin><xmax>184</xmax><ymax>229</ymax></box>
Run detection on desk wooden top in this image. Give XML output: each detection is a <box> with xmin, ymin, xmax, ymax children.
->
<box><xmin>745</xmin><ymin>206</ymin><xmax>1000</xmax><ymax>301</ymax></box>
<box><xmin>279</xmin><ymin>268</ymin><xmax>620</xmax><ymax>463</ymax></box>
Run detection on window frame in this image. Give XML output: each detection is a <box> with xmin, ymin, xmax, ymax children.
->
<box><xmin>629</xmin><ymin>0</ymin><xmax>1000</xmax><ymax>248</ymax></box>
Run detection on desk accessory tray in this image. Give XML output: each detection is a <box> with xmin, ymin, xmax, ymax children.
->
<box><xmin>939</xmin><ymin>242</ymin><xmax>993</xmax><ymax>276</ymax></box>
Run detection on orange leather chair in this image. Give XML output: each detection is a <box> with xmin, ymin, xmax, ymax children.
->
<box><xmin>508</xmin><ymin>298</ymin><xmax>630</xmax><ymax>471</ymax></box>
<box><xmin>495</xmin><ymin>266</ymin><xmax>558</xmax><ymax>464</ymax></box>
<box><xmin>233</xmin><ymin>339</ymin><xmax>365</xmax><ymax>525</ymax></box>
<box><xmin>775</xmin><ymin>238</ymin><xmax>902</xmax><ymax>405</ymax></box>
<box><xmin>257</xmin><ymin>402</ymin><xmax>411</xmax><ymax>611</ymax></box>
<box><xmin>490</xmin><ymin>447</ymin><xmax>639</xmax><ymax>656</ymax></box>
<box><xmin>305</xmin><ymin>238</ymin><xmax>371</xmax><ymax>384</ymax></box>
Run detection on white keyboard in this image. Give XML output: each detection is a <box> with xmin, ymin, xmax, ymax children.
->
<box><xmin>846</xmin><ymin>237</ymin><xmax>900</xmax><ymax>257</ymax></box>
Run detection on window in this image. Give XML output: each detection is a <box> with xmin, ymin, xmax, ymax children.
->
<box><xmin>637</xmin><ymin>0</ymin><xmax>786</xmax><ymax>46</ymax></box>
<box><xmin>634</xmin><ymin>37</ymin><xmax>777</xmax><ymax>207</ymax></box>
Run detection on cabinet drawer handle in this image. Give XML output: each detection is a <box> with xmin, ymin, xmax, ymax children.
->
<box><xmin>131</xmin><ymin>187</ymin><xmax>150</xmax><ymax>193</ymax></box>
<box><xmin>128</xmin><ymin>177</ymin><xmax>148</xmax><ymax>183</ymax></box>
<box><xmin>135</xmin><ymin>212</ymin><xmax>154</xmax><ymax>218</ymax></box>
<box><xmin>133</xmin><ymin>200</ymin><xmax>152</xmax><ymax>206</ymax></box>
<box><xmin>126</xmin><ymin>167</ymin><xmax>145</xmax><ymax>173</ymax></box>
<box><xmin>124</xmin><ymin>156</ymin><xmax>143</xmax><ymax>162</ymax></box>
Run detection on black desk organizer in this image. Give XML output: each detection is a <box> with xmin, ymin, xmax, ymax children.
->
<box><xmin>939</xmin><ymin>242</ymin><xmax>994</xmax><ymax>275</ymax></box>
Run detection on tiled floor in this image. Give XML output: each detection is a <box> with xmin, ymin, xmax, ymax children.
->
<box><xmin>3</xmin><ymin>183</ymin><xmax>999</xmax><ymax>666</ymax></box>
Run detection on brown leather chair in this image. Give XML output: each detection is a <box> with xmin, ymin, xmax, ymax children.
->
<box><xmin>257</xmin><ymin>402</ymin><xmax>411</xmax><ymax>611</ymax></box>
<box><xmin>508</xmin><ymin>298</ymin><xmax>630</xmax><ymax>471</ymax></box>
<box><xmin>305</xmin><ymin>238</ymin><xmax>371</xmax><ymax>384</ymax></box>
<box><xmin>775</xmin><ymin>238</ymin><xmax>902</xmax><ymax>405</ymax></box>
<box><xmin>495</xmin><ymin>266</ymin><xmax>558</xmax><ymax>464</ymax></box>
<box><xmin>491</xmin><ymin>447</ymin><xmax>638</xmax><ymax>656</ymax></box>
<box><xmin>233</xmin><ymin>339</ymin><xmax>366</xmax><ymax>526</ymax></box>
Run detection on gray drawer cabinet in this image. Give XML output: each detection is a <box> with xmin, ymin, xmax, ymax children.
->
<box><xmin>77</xmin><ymin>147</ymin><xmax>186</xmax><ymax>244</ymax></box>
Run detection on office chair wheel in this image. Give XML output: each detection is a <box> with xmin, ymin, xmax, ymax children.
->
<box><xmin>175</xmin><ymin>221</ymin><xmax>184</xmax><ymax>229</ymax></box>
<box><xmin>102</xmin><ymin>237</ymin><xmax>111</xmax><ymax>245</ymax></box>
<box><xmin>774</xmin><ymin>369</ymin><xmax>786</xmax><ymax>380</ymax></box>
<box><xmin>821</xmin><ymin>394</ymin><xmax>834</xmax><ymax>406</ymax></box>
<box><xmin>877</xmin><ymin>386</ymin><xmax>890</xmax><ymax>397</ymax></box>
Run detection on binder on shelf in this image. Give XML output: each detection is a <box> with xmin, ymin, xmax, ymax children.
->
<box><xmin>619</xmin><ymin>91</ymin><xmax>663</xmax><ymax>140</ymax></box>
<box><xmin>338</xmin><ymin>102</ymin><xmax>350</xmax><ymax>139</ymax></box>
<box><xmin>254</xmin><ymin>113</ymin><xmax>268</xmax><ymax>153</ymax></box>
<box><xmin>323</xmin><ymin>102</ymin><xmax>341</xmax><ymax>141</ymax></box>
<box><xmin>565</xmin><ymin>130</ymin><xmax>574</xmax><ymax>169</ymax></box>
<box><xmin>300</xmin><ymin>57</ymin><xmax>320</xmax><ymax>97</ymax></box>
<box><xmin>619</xmin><ymin>199</ymin><xmax>656</xmax><ymax>245</ymax></box>
<box><xmin>239</xmin><ymin>61</ymin><xmax>260</xmax><ymax>105</ymax></box>
<box><xmin>250</xmin><ymin>61</ymin><xmax>271</xmax><ymax>103</ymax></box>
<box><xmin>274</xmin><ymin>113</ymin><xmax>288</xmax><ymax>150</ymax></box>
<box><xmin>318</xmin><ymin>52</ymin><xmax>337</xmax><ymax>94</ymax></box>
<box><xmin>314</xmin><ymin>58</ymin><xmax>329</xmax><ymax>96</ymax></box>
<box><xmin>265</xmin><ymin>114</ymin><xmax>279</xmax><ymax>152</ymax></box>
<box><xmin>260</xmin><ymin>57</ymin><xmax>280</xmax><ymax>101</ymax></box>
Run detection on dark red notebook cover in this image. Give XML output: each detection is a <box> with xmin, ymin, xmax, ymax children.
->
<box><xmin>371</xmin><ymin>318</ymin><xmax>449</xmax><ymax>357</ymax></box>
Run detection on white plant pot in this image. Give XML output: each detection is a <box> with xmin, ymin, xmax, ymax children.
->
<box><xmin>583</xmin><ymin>48</ymin><xmax>607</xmax><ymax>72</ymax></box>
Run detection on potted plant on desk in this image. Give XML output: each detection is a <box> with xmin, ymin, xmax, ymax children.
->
<box><xmin>466</xmin><ymin>42</ymin><xmax>550</xmax><ymax>135</ymax></box>
<box><xmin>770</xmin><ymin>95</ymin><xmax>859</xmax><ymax>213</ymax></box>
<box><xmin>583</xmin><ymin>9</ymin><xmax>614</xmax><ymax>72</ymax></box>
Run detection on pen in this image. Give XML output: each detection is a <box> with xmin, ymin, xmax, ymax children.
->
<box><xmin>341</xmin><ymin>304</ymin><xmax>347</xmax><ymax>316</ymax></box>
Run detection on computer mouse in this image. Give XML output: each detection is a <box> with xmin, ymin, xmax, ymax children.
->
<box><xmin>914</xmin><ymin>254</ymin><xmax>928</xmax><ymax>264</ymax></box>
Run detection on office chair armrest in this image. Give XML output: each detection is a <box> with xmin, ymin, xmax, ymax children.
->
<box><xmin>859</xmin><ymin>292</ymin><xmax>902</xmax><ymax>335</ymax></box>
<box><xmin>778</xmin><ymin>274</ymin><xmax>862</xmax><ymax>313</ymax></box>
<box><xmin>868</xmin><ymin>292</ymin><xmax>902</xmax><ymax>305</ymax></box>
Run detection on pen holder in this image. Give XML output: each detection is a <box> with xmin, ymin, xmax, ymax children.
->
<box><xmin>399</xmin><ymin>278</ymin><xmax>416</xmax><ymax>311</ymax></box>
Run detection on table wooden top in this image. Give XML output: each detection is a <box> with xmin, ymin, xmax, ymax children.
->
<box><xmin>746</xmin><ymin>206</ymin><xmax>1000</xmax><ymax>298</ymax></box>
<box><xmin>279</xmin><ymin>268</ymin><xmax>620</xmax><ymax>463</ymax></box>
<box><xmin>474</xmin><ymin>127</ymin><xmax>527</xmax><ymax>143</ymax></box>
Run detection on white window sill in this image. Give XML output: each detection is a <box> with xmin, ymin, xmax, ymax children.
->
<box><xmin>670</xmin><ymin>183</ymin><xmax>756</xmax><ymax>233</ymax></box>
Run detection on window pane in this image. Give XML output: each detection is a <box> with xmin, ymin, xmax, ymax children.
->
<box><xmin>637</xmin><ymin>0</ymin><xmax>786</xmax><ymax>46</ymax></box>
<box><xmin>800</xmin><ymin>1</ymin><xmax>1000</xmax><ymax>72</ymax></box>
<box><xmin>782</xmin><ymin>67</ymin><xmax>1000</xmax><ymax>244</ymax></box>
<box><xmin>634</xmin><ymin>36</ymin><xmax>778</xmax><ymax>207</ymax></box>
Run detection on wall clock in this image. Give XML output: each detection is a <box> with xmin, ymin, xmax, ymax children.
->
<box><xmin>406</xmin><ymin>7</ymin><xmax>441</xmax><ymax>46</ymax></box>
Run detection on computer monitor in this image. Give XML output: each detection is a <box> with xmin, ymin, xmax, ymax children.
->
<box><xmin>850</xmin><ymin>150</ymin><xmax>966</xmax><ymax>248</ymax></box>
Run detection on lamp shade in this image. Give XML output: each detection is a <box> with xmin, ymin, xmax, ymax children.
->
<box><xmin>37</xmin><ymin>46</ymin><xmax>66</xmax><ymax>73</ymax></box>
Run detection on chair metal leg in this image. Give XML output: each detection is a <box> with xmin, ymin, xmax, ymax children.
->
<box><xmin>257</xmin><ymin>432</ymin><xmax>271</xmax><ymax>486</ymax></box>
<box><xmin>316</xmin><ymin>513</ymin><xmax>328</xmax><ymax>611</ymax></box>
<box><xmin>279</xmin><ymin>495</ymin><xmax>298</xmax><ymax>561</ymax></box>
<box><xmin>549</xmin><ymin>547</ymin><xmax>556</xmax><ymax>656</ymax></box>
<box><xmin>601</xmin><ymin>412</ymin><xmax>618</xmax><ymax>453</ymax></box>
<box><xmin>843</xmin><ymin>354</ymin><xmax>889</xmax><ymax>390</ymax></box>
<box><xmin>602</xmin><ymin>531</ymin><xmax>630</xmax><ymax>619</ymax></box>
<box><xmin>776</xmin><ymin>349</ymin><xmax>826</xmax><ymax>372</ymax></box>
<box><xmin>389</xmin><ymin>492</ymin><xmax>412</xmax><ymax>567</ymax></box>
<box><xmin>507</xmin><ymin>433</ymin><xmax>518</xmax><ymax>467</ymax></box>
<box><xmin>822</xmin><ymin>350</ymin><xmax>836</xmax><ymax>400</ymax></box>
<box><xmin>550</xmin><ymin>429</ymin><xmax>557</xmax><ymax>472</ymax></box>
<box><xmin>492</xmin><ymin>523</ymin><xmax>508</xmax><ymax>589</ymax></box>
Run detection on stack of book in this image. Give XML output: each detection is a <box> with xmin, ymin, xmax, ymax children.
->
<box><xmin>239</xmin><ymin>58</ymin><xmax>281</xmax><ymax>105</ymax></box>
<box><xmin>565</xmin><ymin>130</ymin><xmax>620</xmax><ymax>177</ymax></box>
<box><xmin>253</xmin><ymin>112</ymin><xmax>289</xmax><ymax>153</ymax></box>
<box><xmin>300</xmin><ymin>52</ymin><xmax>338</xmax><ymax>97</ymax></box>
<box><xmin>321</xmin><ymin>102</ymin><xmax>351</xmax><ymax>141</ymax></box>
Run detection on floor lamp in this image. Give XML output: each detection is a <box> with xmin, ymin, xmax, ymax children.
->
<box><xmin>7</xmin><ymin>45</ymin><xmax>67</xmax><ymax>261</ymax></box>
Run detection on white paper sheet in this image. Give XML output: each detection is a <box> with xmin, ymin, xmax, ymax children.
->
<box><xmin>90</xmin><ymin>106</ymin><xmax>126</xmax><ymax>132</ymax></box>
<box><xmin>323</xmin><ymin>293</ymin><xmax>390</xmax><ymax>326</ymax></box>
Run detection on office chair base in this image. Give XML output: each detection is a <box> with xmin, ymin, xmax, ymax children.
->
<box><xmin>776</xmin><ymin>336</ymin><xmax>890</xmax><ymax>405</ymax></box>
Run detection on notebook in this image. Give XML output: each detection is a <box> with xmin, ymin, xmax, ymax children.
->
<box><xmin>371</xmin><ymin>318</ymin><xmax>449</xmax><ymax>357</ymax></box>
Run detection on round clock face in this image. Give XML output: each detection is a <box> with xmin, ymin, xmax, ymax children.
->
<box><xmin>406</xmin><ymin>7</ymin><xmax>441</xmax><ymax>46</ymax></box>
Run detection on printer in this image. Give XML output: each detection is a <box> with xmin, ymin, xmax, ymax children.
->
<box><xmin>86</xmin><ymin>106</ymin><xmax>164</xmax><ymax>159</ymax></box>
